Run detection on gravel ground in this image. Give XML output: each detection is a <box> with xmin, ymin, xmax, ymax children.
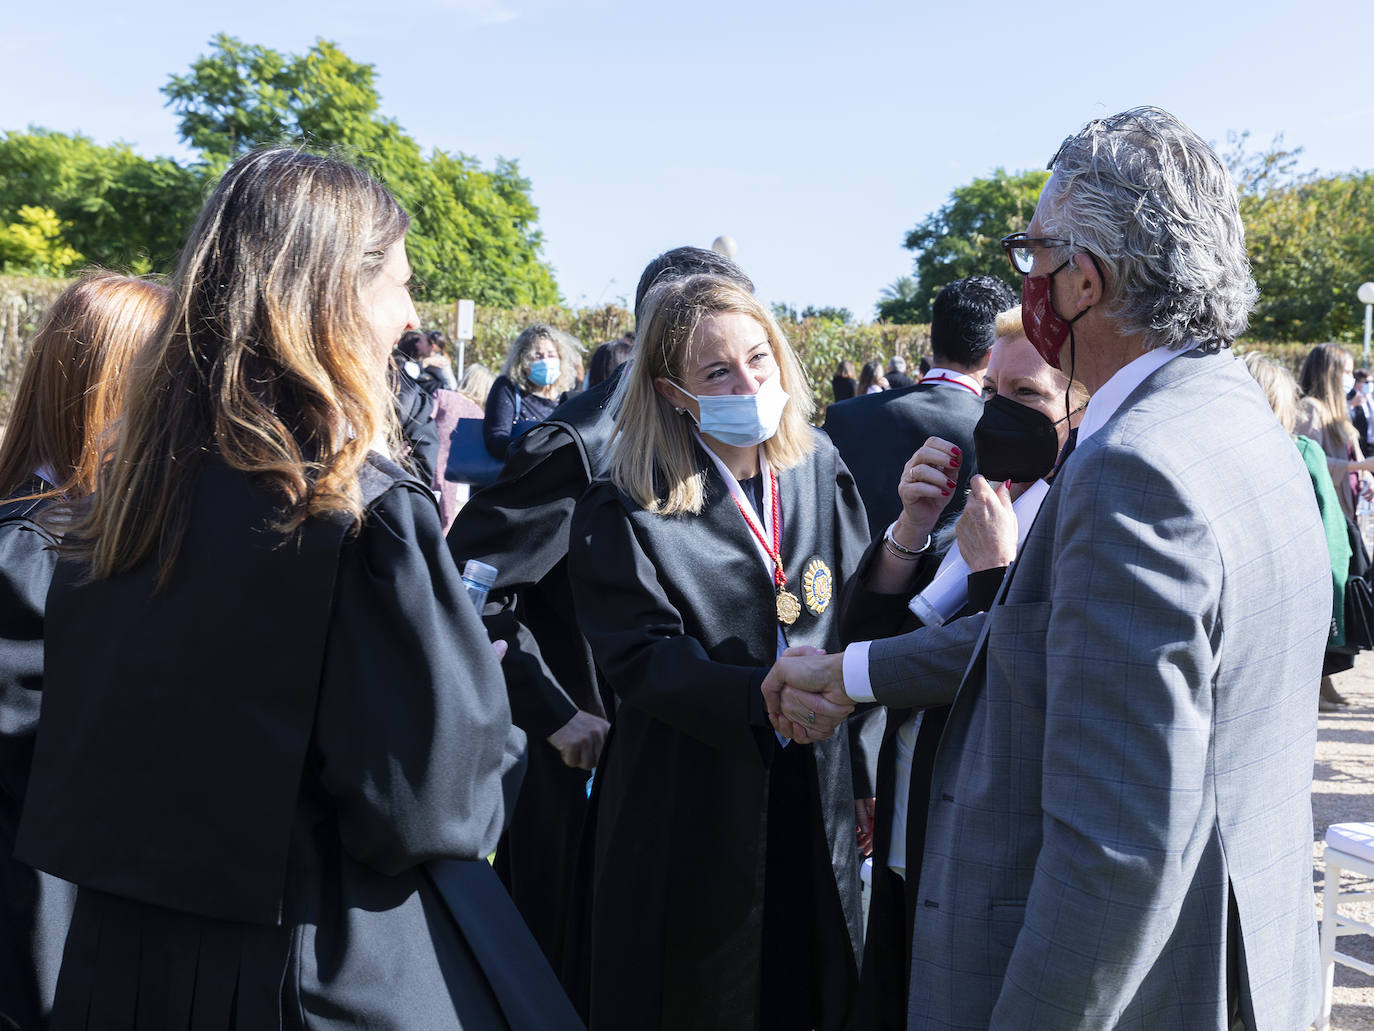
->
<box><xmin>1312</xmin><ymin>654</ymin><xmax>1374</xmax><ymax>1030</ymax></box>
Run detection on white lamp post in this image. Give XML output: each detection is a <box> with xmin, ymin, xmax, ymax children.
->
<box><xmin>1360</xmin><ymin>282</ymin><xmax>1374</xmax><ymax>366</ymax></box>
<box><xmin>711</xmin><ymin>235</ymin><xmax>738</xmax><ymax>259</ymax></box>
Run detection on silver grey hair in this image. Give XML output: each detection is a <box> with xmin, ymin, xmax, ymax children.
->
<box><xmin>1042</xmin><ymin>106</ymin><xmax>1257</xmax><ymax>353</ymax></box>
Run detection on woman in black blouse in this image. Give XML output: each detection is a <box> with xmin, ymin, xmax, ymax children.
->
<box><xmin>483</xmin><ymin>324</ymin><xmax>573</xmax><ymax>460</ymax></box>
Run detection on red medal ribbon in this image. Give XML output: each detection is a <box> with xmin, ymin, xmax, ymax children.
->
<box><xmin>731</xmin><ymin>470</ymin><xmax>786</xmax><ymax>588</ymax></box>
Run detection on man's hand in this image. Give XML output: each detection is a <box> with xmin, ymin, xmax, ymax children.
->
<box><xmin>955</xmin><ymin>475</ymin><xmax>1018</xmax><ymax>572</ymax></box>
<box><xmin>491</xmin><ymin>639</ymin><xmax>509</xmax><ymax>663</ymax></box>
<box><xmin>761</xmin><ymin>649</ymin><xmax>853</xmax><ymax>742</ymax></box>
<box><xmin>855</xmin><ymin>797</ymin><xmax>876</xmax><ymax>856</ymax></box>
<box><xmin>546</xmin><ymin>710</ymin><xmax>609</xmax><ymax>771</ymax></box>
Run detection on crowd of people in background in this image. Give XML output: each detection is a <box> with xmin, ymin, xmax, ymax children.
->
<box><xmin>0</xmin><ymin>105</ymin><xmax>1360</xmax><ymax>1031</ymax></box>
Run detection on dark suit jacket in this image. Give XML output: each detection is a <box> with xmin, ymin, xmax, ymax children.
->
<box><xmin>822</xmin><ymin>380</ymin><xmax>984</xmax><ymax>541</ymax></box>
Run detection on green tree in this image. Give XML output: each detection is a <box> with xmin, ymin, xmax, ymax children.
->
<box><xmin>801</xmin><ymin>305</ymin><xmax>853</xmax><ymax>324</ymax></box>
<box><xmin>898</xmin><ymin>168</ymin><xmax>1050</xmax><ymax>322</ymax></box>
<box><xmin>875</xmin><ymin>276</ymin><xmax>921</xmax><ymax>323</ymax></box>
<box><xmin>1227</xmin><ymin>133</ymin><xmax>1374</xmax><ymax>343</ymax></box>
<box><xmin>0</xmin><ymin>128</ymin><xmax>204</xmax><ymax>272</ymax></box>
<box><xmin>0</xmin><ymin>205</ymin><xmax>83</xmax><ymax>275</ymax></box>
<box><xmin>163</xmin><ymin>35</ymin><xmax>559</xmax><ymax>305</ymax></box>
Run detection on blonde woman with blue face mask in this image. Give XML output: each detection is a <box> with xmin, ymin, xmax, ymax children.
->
<box><xmin>565</xmin><ymin>273</ymin><xmax>868</xmax><ymax>1031</ymax></box>
<box><xmin>483</xmin><ymin>324</ymin><xmax>572</xmax><ymax>460</ymax></box>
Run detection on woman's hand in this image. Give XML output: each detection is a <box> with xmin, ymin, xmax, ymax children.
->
<box><xmin>954</xmin><ymin>475</ymin><xmax>1018</xmax><ymax>572</ymax></box>
<box><xmin>892</xmin><ymin>437</ymin><xmax>963</xmax><ymax>548</ymax></box>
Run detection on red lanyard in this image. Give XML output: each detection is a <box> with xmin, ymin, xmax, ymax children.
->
<box><xmin>921</xmin><ymin>372</ymin><xmax>981</xmax><ymax>396</ymax></box>
<box><xmin>731</xmin><ymin>471</ymin><xmax>786</xmax><ymax>589</ymax></box>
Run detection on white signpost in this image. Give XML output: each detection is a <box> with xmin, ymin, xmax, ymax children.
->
<box><xmin>454</xmin><ymin>298</ymin><xmax>475</xmax><ymax>378</ymax></box>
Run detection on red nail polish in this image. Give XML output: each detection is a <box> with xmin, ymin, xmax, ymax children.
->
<box><xmin>950</xmin><ymin>445</ymin><xmax>961</xmax><ymax>456</ymax></box>
<box><xmin>946</xmin><ymin>478</ymin><xmax>956</xmax><ymax>489</ymax></box>
<box><xmin>1003</xmin><ymin>479</ymin><xmax>1012</xmax><ymax>489</ymax></box>
<box><xmin>949</xmin><ymin>456</ymin><xmax>961</xmax><ymax>468</ymax></box>
<box><xmin>941</xmin><ymin>488</ymin><xmax>951</xmax><ymax>496</ymax></box>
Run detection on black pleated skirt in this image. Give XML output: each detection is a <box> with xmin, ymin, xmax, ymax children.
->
<box><xmin>49</xmin><ymin>889</ymin><xmax>290</xmax><ymax>1031</ymax></box>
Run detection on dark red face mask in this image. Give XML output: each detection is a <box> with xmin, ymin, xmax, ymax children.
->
<box><xmin>1021</xmin><ymin>258</ymin><xmax>1089</xmax><ymax>369</ymax></box>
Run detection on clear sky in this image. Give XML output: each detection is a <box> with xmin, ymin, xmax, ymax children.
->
<box><xmin>3</xmin><ymin>0</ymin><xmax>1372</xmax><ymax>321</ymax></box>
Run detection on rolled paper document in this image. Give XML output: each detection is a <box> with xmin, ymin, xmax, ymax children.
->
<box><xmin>908</xmin><ymin>478</ymin><xmax>1051</xmax><ymax>626</ymax></box>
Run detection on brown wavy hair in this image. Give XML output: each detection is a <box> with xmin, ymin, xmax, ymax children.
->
<box><xmin>0</xmin><ymin>272</ymin><xmax>170</xmax><ymax>501</ymax></box>
<box><xmin>75</xmin><ymin>148</ymin><xmax>410</xmax><ymax>582</ymax></box>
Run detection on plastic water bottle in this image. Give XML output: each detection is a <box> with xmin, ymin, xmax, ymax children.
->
<box><xmin>461</xmin><ymin>560</ymin><xmax>498</xmax><ymax>613</ymax></box>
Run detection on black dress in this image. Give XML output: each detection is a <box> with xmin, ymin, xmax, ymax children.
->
<box><xmin>16</xmin><ymin>456</ymin><xmax>578</xmax><ymax>1030</ymax></box>
<box><xmin>565</xmin><ymin>430</ymin><xmax>868</xmax><ymax>1031</ymax></box>
<box><xmin>0</xmin><ymin>485</ymin><xmax>76</xmax><ymax>1031</ymax></box>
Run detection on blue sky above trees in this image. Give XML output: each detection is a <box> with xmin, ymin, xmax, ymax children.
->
<box><xmin>2</xmin><ymin>0</ymin><xmax>1372</xmax><ymax>321</ymax></box>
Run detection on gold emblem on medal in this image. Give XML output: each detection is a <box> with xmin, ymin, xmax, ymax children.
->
<box><xmin>776</xmin><ymin>589</ymin><xmax>802</xmax><ymax>626</ymax></box>
<box><xmin>802</xmin><ymin>558</ymin><xmax>832</xmax><ymax>616</ymax></box>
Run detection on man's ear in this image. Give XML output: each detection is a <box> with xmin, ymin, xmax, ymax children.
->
<box><xmin>1070</xmin><ymin>253</ymin><xmax>1104</xmax><ymax>312</ymax></box>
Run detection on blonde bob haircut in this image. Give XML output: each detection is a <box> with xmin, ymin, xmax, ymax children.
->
<box><xmin>608</xmin><ymin>274</ymin><xmax>815</xmax><ymax>516</ymax></box>
<box><xmin>75</xmin><ymin>147</ymin><xmax>410</xmax><ymax>583</ymax></box>
<box><xmin>992</xmin><ymin>306</ymin><xmax>1090</xmax><ymax>415</ymax></box>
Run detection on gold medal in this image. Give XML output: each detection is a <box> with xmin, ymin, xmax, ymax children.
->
<box><xmin>776</xmin><ymin>589</ymin><xmax>801</xmax><ymax>626</ymax></box>
<box><xmin>802</xmin><ymin>557</ymin><xmax>832</xmax><ymax>616</ymax></box>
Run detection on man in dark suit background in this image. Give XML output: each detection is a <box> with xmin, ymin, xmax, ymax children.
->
<box><xmin>823</xmin><ymin>275</ymin><xmax>1015</xmax><ymax>542</ymax></box>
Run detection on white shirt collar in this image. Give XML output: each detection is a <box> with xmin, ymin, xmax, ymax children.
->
<box><xmin>920</xmin><ymin>367</ymin><xmax>983</xmax><ymax>396</ymax></box>
<box><xmin>1076</xmin><ymin>345</ymin><xmax>1183</xmax><ymax>446</ymax></box>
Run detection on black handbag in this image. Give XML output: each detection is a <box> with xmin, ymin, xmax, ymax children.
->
<box><xmin>1339</xmin><ymin>514</ymin><xmax>1374</xmax><ymax>652</ymax></box>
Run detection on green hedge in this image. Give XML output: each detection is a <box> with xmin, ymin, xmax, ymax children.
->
<box><xmin>1</xmin><ymin>272</ymin><xmax>1357</xmax><ymax>424</ymax></box>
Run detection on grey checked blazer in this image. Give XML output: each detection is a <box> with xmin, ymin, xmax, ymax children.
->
<box><xmin>867</xmin><ymin>349</ymin><xmax>1330</xmax><ymax>1030</ymax></box>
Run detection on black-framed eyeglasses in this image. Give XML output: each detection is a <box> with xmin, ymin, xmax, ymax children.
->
<box><xmin>1000</xmin><ymin>232</ymin><xmax>1072</xmax><ymax>276</ymax></box>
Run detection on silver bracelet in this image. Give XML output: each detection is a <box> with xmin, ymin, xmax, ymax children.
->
<box><xmin>883</xmin><ymin>522</ymin><xmax>931</xmax><ymax>560</ymax></box>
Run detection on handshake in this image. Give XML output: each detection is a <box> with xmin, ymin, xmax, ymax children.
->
<box><xmin>761</xmin><ymin>646</ymin><xmax>856</xmax><ymax>743</ymax></box>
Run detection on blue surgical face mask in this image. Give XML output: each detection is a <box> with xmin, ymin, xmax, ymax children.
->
<box><xmin>670</xmin><ymin>372</ymin><xmax>790</xmax><ymax>448</ymax></box>
<box><xmin>530</xmin><ymin>356</ymin><xmax>561</xmax><ymax>386</ymax></box>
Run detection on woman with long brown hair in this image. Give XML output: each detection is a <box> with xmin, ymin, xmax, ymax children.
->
<box><xmin>1297</xmin><ymin>342</ymin><xmax>1374</xmax><ymax>522</ymax></box>
<box><xmin>13</xmin><ymin>149</ymin><xmax>545</xmax><ymax>1029</ymax></box>
<box><xmin>0</xmin><ymin>272</ymin><xmax>169</xmax><ymax>1031</ymax></box>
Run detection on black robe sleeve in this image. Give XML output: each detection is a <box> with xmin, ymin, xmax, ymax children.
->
<box><xmin>448</xmin><ymin>419</ymin><xmax>592</xmax><ymax>737</ymax></box>
<box><xmin>568</xmin><ymin>483</ymin><xmax>771</xmax><ymax>758</ymax></box>
<box><xmin>0</xmin><ymin>512</ymin><xmax>71</xmax><ymax>1031</ymax></box>
<box><xmin>313</xmin><ymin>484</ymin><xmax>526</xmax><ymax>874</ymax></box>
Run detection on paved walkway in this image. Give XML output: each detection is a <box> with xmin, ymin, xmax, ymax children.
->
<box><xmin>1313</xmin><ymin>654</ymin><xmax>1374</xmax><ymax>1029</ymax></box>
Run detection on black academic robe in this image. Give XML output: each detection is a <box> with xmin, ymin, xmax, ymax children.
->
<box><xmin>446</xmin><ymin>368</ymin><xmax>622</xmax><ymax>973</ymax></box>
<box><xmin>16</xmin><ymin>456</ymin><xmax>577</xmax><ymax>1030</ymax></box>
<box><xmin>0</xmin><ymin>486</ymin><xmax>76</xmax><ymax>1031</ymax></box>
<box><xmin>566</xmin><ymin>430</ymin><xmax>868</xmax><ymax>1031</ymax></box>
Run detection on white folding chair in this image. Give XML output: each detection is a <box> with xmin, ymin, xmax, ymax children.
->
<box><xmin>1318</xmin><ymin>822</ymin><xmax>1374</xmax><ymax>1031</ymax></box>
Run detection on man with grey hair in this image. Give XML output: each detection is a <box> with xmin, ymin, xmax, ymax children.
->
<box><xmin>886</xmin><ymin>355</ymin><xmax>915</xmax><ymax>389</ymax></box>
<box><xmin>764</xmin><ymin>107</ymin><xmax>1329</xmax><ymax>1029</ymax></box>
